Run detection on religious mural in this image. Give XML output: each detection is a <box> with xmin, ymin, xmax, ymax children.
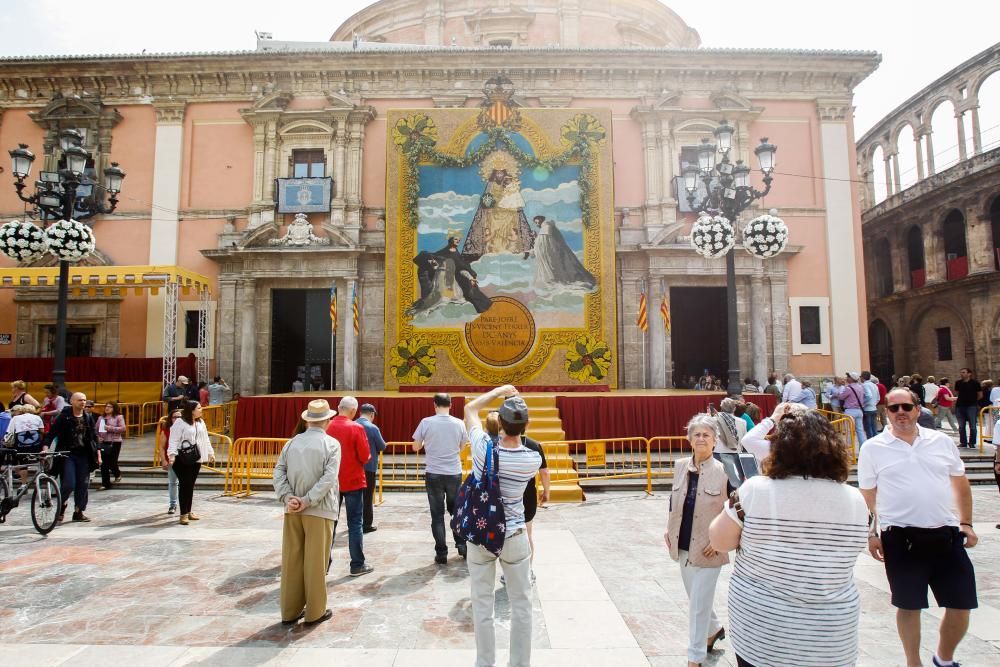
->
<box><xmin>385</xmin><ymin>78</ymin><xmax>617</xmax><ymax>388</ymax></box>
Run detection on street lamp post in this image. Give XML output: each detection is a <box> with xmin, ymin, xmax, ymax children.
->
<box><xmin>683</xmin><ymin>121</ymin><xmax>777</xmax><ymax>398</ymax></box>
<box><xmin>6</xmin><ymin>130</ymin><xmax>125</xmax><ymax>389</ymax></box>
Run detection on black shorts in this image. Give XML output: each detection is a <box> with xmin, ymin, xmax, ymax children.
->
<box><xmin>523</xmin><ymin>481</ymin><xmax>537</xmax><ymax>523</ymax></box>
<box><xmin>882</xmin><ymin>525</ymin><xmax>978</xmax><ymax>610</ymax></box>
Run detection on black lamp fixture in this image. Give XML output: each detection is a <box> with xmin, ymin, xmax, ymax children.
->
<box><xmin>6</xmin><ymin>130</ymin><xmax>126</xmax><ymax>388</ymax></box>
<box><xmin>683</xmin><ymin>120</ymin><xmax>778</xmax><ymax>398</ymax></box>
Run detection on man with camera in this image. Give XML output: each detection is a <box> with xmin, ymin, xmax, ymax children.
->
<box><xmin>860</xmin><ymin>387</ymin><xmax>977</xmax><ymax>667</ymax></box>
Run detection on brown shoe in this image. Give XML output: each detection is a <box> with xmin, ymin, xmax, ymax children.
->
<box><xmin>187</xmin><ymin>512</ymin><xmax>200</xmax><ymax>521</ymax></box>
<box><xmin>179</xmin><ymin>514</ymin><xmax>190</xmax><ymax>525</ymax></box>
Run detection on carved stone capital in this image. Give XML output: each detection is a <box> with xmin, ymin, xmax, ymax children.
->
<box><xmin>816</xmin><ymin>98</ymin><xmax>851</xmax><ymax>122</ymax></box>
<box><xmin>153</xmin><ymin>100</ymin><xmax>187</xmax><ymax>124</ymax></box>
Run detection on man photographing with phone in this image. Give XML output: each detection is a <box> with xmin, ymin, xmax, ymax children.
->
<box><xmin>859</xmin><ymin>387</ymin><xmax>977</xmax><ymax>667</ymax></box>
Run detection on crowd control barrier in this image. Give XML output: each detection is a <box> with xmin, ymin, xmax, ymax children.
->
<box><xmin>224</xmin><ymin>438</ymin><xmax>288</xmax><ymax>497</ymax></box>
<box><xmin>980</xmin><ymin>406</ymin><xmax>998</xmax><ymax>451</ymax></box>
<box><xmin>140</xmin><ymin>401</ymin><xmax>165</xmax><ymax>433</ymax></box>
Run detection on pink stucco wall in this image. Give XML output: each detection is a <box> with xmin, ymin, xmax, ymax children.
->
<box><xmin>110</xmin><ymin>105</ymin><xmax>157</xmax><ymax>217</ymax></box>
<box><xmin>181</xmin><ymin>103</ymin><xmax>254</xmax><ymax>210</ymax></box>
<box><xmin>0</xmin><ymin>109</ymin><xmax>45</xmax><ymax>214</ymax></box>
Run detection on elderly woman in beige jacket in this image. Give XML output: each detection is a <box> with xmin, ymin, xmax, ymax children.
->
<box><xmin>665</xmin><ymin>414</ymin><xmax>733</xmax><ymax>667</ymax></box>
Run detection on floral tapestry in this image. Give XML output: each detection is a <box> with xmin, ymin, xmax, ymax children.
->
<box><xmin>384</xmin><ymin>78</ymin><xmax>617</xmax><ymax>388</ymax></box>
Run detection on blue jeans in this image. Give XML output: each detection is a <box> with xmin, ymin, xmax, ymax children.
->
<box><xmin>425</xmin><ymin>472</ymin><xmax>465</xmax><ymax>557</ymax></box>
<box><xmin>341</xmin><ymin>489</ymin><xmax>365</xmax><ymax>569</ymax></box>
<box><xmin>863</xmin><ymin>410</ymin><xmax>878</xmax><ymax>439</ymax></box>
<box><xmin>167</xmin><ymin>466</ymin><xmax>178</xmax><ymax>508</ymax></box>
<box><xmin>844</xmin><ymin>408</ymin><xmax>866</xmax><ymax>447</ymax></box>
<box><xmin>956</xmin><ymin>405</ymin><xmax>979</xmax><ymax>447</ymax></box>
<box><xmin>60</xmin><ymin>451</ymin><xmax>90</xmax><ymax>515</ymax></box>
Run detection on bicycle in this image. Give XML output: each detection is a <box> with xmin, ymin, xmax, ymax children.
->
<box><xmin>0</xmin><ymin>449</ymin><xmax>64</xmax><ymax>535</ymax></box>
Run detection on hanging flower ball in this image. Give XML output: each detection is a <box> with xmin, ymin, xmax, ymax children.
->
<box><xmin>690</xmin><ymin>213</ymin><xmax>735</xmax><ymax>259</ymax></box>
<box><xmin>44</xmin><ymin>219</ymin><xmax>96</xmax><ymax>262</ymax></box>
<box><xmin>743</xmin><ymin>213</ymin><xmax>789</xmax><ymax>259</ymax></box>
<box><xmin>0</xmin><ymin>220</ymin><xmax>48</xmax><ymax>263</ymax></box>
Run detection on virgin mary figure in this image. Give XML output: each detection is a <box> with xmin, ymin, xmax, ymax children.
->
<box><xmin>461</xmin><ymin>150</ymin><xmax>536</xmax><ymax>261</ymax></box>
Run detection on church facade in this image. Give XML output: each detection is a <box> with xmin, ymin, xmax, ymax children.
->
<box><xmin>0</xmin><ymin>0</ymin><xmax>879</xmax><ymax>394</ymax></box>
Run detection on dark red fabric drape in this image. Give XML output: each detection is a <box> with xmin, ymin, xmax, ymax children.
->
<box><xmin>0</xmin><ymin>357</ymin><xmax>196</xmax><ymax>383</ymax></box>
<box><xmin>556</xmin><ymin>393</ymin><xmax>777</xmax><ymax>440</ymax></box>
<box><xmin>234</xmin><ymin>395</ymin><xmax>466</xmax><ymax>443</ymax></box>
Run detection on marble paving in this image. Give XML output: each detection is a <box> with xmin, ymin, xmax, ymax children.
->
<box><xmin>2</xmin><ymin>486</ymin><xmax>1000</xmax><ymax>666</ymax></box>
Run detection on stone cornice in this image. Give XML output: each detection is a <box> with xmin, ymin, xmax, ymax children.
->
<box><xmin>0</xmin><ymin>49</ymin><xmax>880</xmax><ymax>109</ymax></box>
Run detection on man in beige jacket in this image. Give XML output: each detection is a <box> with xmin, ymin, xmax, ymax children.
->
<box><xmin>273</xmin><ymin>399</ymin><xmax>341</xmax><ymax>626</ymax></box>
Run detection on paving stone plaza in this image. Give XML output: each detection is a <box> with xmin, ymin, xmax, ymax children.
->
<box><xmin>2</xmin><ymin>482</ymin><xmax>999</xmax><ymax>666</ymax></box>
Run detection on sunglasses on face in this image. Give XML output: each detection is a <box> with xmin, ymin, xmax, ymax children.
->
<box><xmin>887</xmin><ymin>403</ymin><xmax>916</xmax><ymax>413</ymax></box>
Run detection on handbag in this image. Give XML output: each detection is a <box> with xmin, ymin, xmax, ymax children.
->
<box><xmin>175</xmin><ymin>439</ymin><xmax>200</xmax><ymax>466</ymax></box>
<box><xmin>451</xmin><ymin>436</ymin><xmax>506</xmax><ymax>557</ymax></box>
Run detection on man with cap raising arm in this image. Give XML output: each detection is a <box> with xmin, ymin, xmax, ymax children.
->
<box><xmin>357</xmin><ymin>403</ymin><xmax>386</xmax><ymax>533</ymax></box>
<box><xmin>273</xmin><ymin>399</ymin><xmax>341</xmax><ymax>626</ymax></box>
<box><xmin>464</xmin><ymin>385</ymin><xmax>543</xmax><ymax>667</ymax></box>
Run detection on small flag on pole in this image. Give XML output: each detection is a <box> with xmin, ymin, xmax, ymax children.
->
<box><xmin>660</xmin><ymin>295</ymin><xmax>670</xmax><ymax>333</ymax></box>
<box><xmin>330</xmin><ymin>284</ymin><xmax>338</xmax><ymax>333</ymax></box>
<box><xmin>352</xmin><ymin>283</ymin><xmax>361</xmax><ymax>336</ymax></box>
<box><xmin>637</xmin><ymin>290</ymin><xmax>648</xmax><ymax>332</ymax></box>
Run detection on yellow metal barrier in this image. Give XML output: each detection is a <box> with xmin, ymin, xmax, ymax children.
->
<box><xmin>220</xmin><ymin>401</ymin><xmax>238</xmax><ymax>435</ymax></box>
<box><xmin>647</xmin><ymin>436</ymin><xmax>687</xmax><ymax>492</ymax></box>
<box><xmin>379</xmin><ymin>441</ymin><xmax>429</xmax><ymax>492</ymax></box>
<box><xmin>140</xmin><ymin>401</ymin><xmax>165</xmax><ymax>433</ymax></box>
<box><xmin>86</xmin><ymin>401</ymin><xmax>141</xmax><ymax>439</ymax></box>
<box><xmin>202</xmin><ymin>405</ymin><xmax>225</xmax><ymax>434</ymax></box>
<box><xmin>225</xmin><ymin>437</ymin><xmax>288</xmax><ymax>497</ymax></box>
<box><xmin>980</xmin><ymin>406</ymin><xmax>998</xmax><ymax>452</ymax></box>
<box><xmin>201</xmin><ymin>432</ymin><xmax>232</xmax><ymax>477</ymax></box>
<box><xmin>828</xmin><ymin>416</ymin><xmax>859</xmax><ymax>462</ymax></box>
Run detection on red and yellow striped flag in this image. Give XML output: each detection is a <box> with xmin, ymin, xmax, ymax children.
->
<box><xmin>330</xmin><ymin>284</ymin><xmax>338</xmax><ymax>333</ymax></box>
<box><xmin>352</xmin><ymin>283</ymin><xmax>361</xmax><ymax>336</ymax></box>
<box><xmin>637</xmin><ymin>291</ymin><xmax>648</xmax><ymax>332</ymax></box>
<box><xmin>660</xmin><ymin>295</ymin><xmax>670</xmax><ymax>333</ymax></box>
<box><xmin>488</xmin><ymin>101</ymin><xmax>511</xmax><ymax>126</ymax></box>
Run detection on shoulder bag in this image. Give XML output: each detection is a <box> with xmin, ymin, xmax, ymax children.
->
<box><xmin>175</xmin><ymin>427</ymin><xmax>200</xmax><ymax>466</ymax></box>
<box><xmin>451</xmin><ymin>437</ymin><xmax>506</xmax><ymax>556</ymax></box>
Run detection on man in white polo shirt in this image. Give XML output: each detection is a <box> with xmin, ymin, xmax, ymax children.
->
<box><xmin>859</xmin><ymin>387</ymin><xmax>977</xmax><ymax>667</ymax></box>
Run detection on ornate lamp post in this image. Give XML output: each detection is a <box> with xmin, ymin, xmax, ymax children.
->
<box><xmin>682</xmin><ymin>121</ymin><xmax>779</xmax><ymax>398</ymax></box>
<box><xmin>3</xmin><ymin>129</ymin><xmax>125</xmax><ymax>389</ymax></box>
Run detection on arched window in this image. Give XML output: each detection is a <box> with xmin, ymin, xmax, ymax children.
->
<box><xmin>868</xmin><ymin>319</ymin><xmax>894</xmax><ymax>384</ymax></box>
<box><xmin>871</xmin><ymin>145</ymin><xmax>887</xmax><ymax>203</ymax></box>
<box><xmin>895</xmin><ymin>123</ymin><xmax>918</xmax><ymax>190</ymax></box>
<box><xmin>977</xmin><ymin>71</ymin><xmax>1000</xmax><ymax>153</ymax></box>
<box><xmin>990</xmin><ymin>195</ymin><xmax>1000</xmax><ymax>271</ymax></box>
<box><xmin>907</xmin><ymin>225</ymin><xmax>925</xmax><ymax>288</ymax></box>
<box><xmin>930</xmin><ymin>100</ymin><xmax>960</xmax><ymax>171</ymax></box>
<box><xmin>874</xmin><ymin>238</ymin><xmax>894</xmax><ymax>297</ymax></box>
<box><xmin>942</xmin><ymin>209</ymin><xmax>968</xmax><ymax>280</ymax></box>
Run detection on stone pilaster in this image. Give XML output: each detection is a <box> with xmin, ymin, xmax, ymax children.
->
<box><xmin>648</xmin><ymin>278</ymin><xmax>666</xmax><ymax>389</ymax></box>
<box><xmin>236</xmin><ymin>278</ymin><xmax>257</xmax><ymax>395</ymax></box>
<box><xmin>923</xmin><ymin>228</ymin><xmax>945</xmax><ymax>284</ymax></box>
<box><xmin>750</xmin><ymin>274</ymin><xmax>768</xmax><ymax>386</ymax></box>
<box><xmin>217</xmin><ymin>278</ymin><xmax>237</xmax><ymax>390</ymax></box>
<box><xmin>343</xmin><ymin>278</ymin><xmax>359</xmax><ymax>390</ymax></box>
<box><xmin>769</xmin><ymin>277</ymin><xmax>790</xmax><ymax>376</ymax></box>
<box><xmin>966</xmin><ymin>208</ymin><xmax>995</xmax><ymax>275</ymax></box>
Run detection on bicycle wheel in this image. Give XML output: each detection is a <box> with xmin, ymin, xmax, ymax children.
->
<box><xmin>31</xmin><ymin>475</ymin><xmax>61</xmax><ymax>535</ymax></box>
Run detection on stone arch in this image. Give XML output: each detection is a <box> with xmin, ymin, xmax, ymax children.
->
<box><xmin>974</xmin><ymin>69</ymin><xmax>1000</xmax><ymax>152</ymax></box>
<box><xmin>929</xmin><ymin>98</ymin><xmax>961</xmax><ymax>170</ymax></box>
<box><xmin>906</xmin><ymin>300</ymin><xmax>974</xmax><ymax>375</ymax></box>
<box><xmin>870</xmin><ymin>143</ymin><xmax>888</xmax><ymax>203</ymax></box>
<box><xmin>906</xmin><ymin>225</ymin><xmax>925</xmax><ymax>287</ymax></box>
<box><xmin>278</xmin><ymin>119</ymin><xmax>336</xmax><ymax>136</ymax></box>
<box><xmin>892</xmin><ymin>121</ymin><xmax>919</xmax><ymax>191</ymax></box>
<box><xmin>941</xmin><ymin>209</ymin><xmax>968</xmax><ymax>280</ymax></box>
<box><xmin>673</xmin><ymin>118</ymin><xmax>720</xmax><ymax>135</ymax></box>
<box><xmin>874</xmin><ymin>237</ymin><xmax>893</xmax><ymax>296</ymax></box>
<box><xmin>868</xmin><ymin>317</ymin><xmax>894</xmax><ymax>383</ymax></box>
<box><xmin>989</xmin><ymin>193</ymin><xmax>1000</xmax><ymax>271</ymax></box>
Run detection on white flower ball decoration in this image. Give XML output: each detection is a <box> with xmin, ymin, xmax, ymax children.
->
<box><xmin>44</xmin><ymin>219</ymin><xmax>96</xmax><ymax>262</ymax></box>
<box><xmin>690</xmin><ymin>214</ymin><xmax>735</xmax><ymax>259</ymax></box>
<box><xmin>0</xmin><ymin>220</ymin><xmax>48</xmax><ymax>263</ymax></box>
<box><xmin>743</xmin><ymin>214</ymin><xmax>789</xmax><ymax>259</ymax></box>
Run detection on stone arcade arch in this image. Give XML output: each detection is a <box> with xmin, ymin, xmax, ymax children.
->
<box><xmin>991</xmin><ymin>194</ymin><xmax>1000</xmax><ymax>271</ymax></box>
<box><xmin>906</xmin><ymin>225</ymin><xmax>925</xmax><ymax>288</ymax></box>
<box><xmin>868</xmin><ymin>318</ymin><xmax>894</xmax><ymax>383</ymax></box>
<box><xmin>942</xmin><ymin>209</ymin><xmax>968</xmax><ymax>280</ymax></box>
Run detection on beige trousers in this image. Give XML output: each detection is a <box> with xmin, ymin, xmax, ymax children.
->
<box><xmin>280</xmin><ymin>513</ymin><xmax>333</xmax><ymax>623</ymax></box>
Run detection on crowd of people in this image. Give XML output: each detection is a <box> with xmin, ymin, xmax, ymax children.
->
<box><xmin>1</xmin><ymin>372</ymin><xmax>995</xmax><ymax>666</ymax></box>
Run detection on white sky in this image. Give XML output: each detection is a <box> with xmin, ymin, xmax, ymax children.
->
<box><xmin>0</xmin><ymin>0</ymin><xmax>996</xmax><ymax>138</ymax></box>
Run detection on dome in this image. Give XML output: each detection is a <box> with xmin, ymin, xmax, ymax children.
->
<box><xmin>331</xmin><ymin>0</ymin><xmax>700</xmax><ymax>49</ymax></box>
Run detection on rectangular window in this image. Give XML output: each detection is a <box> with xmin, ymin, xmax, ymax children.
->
<box><xmin>184</xmin><ymin>311</ymin><xmax>202</xmax><ymax>350</ymax></box>
<box><xmin>291</xmin><ymin>149</ymin><xmax>325</xmax><ymax>178</ymax></box>
<box><xmin>935</xmin><ymin>327</ymin><xmax>952</xmax><ymax>361</ymax></box>
<box><xmin>799</xmin><ymin>306</ymin><xmax>821</xmax><ymax>345</ymax></box>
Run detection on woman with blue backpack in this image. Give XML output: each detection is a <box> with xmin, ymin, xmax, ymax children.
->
<box><xmin>460</xmin><ymin>385</ymin><xmax>542</xmax><ymax>667</ymax></box>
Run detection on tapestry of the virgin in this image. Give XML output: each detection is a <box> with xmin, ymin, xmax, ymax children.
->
<box><xmin>384</xmin><ymin>78</ymin><xmax>617</xmax><ymax>389</ymax></box>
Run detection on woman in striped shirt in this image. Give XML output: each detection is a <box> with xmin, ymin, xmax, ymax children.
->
<box><xmin>709</xmin><ymin>410</ymin><xmax>869</xmax><ymax>667</ymax></box>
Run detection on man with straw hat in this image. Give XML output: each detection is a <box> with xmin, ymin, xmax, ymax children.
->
<box><xmin>273</xmin><ymin>399</ymin><xmax>341</xmax><ymax>626</ymax></box>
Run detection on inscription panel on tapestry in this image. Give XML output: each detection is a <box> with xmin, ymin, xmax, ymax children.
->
<box><xmin>384</xmin><ymin>78</ymin><xmax>617</xmax><ymax>388</ymax></box>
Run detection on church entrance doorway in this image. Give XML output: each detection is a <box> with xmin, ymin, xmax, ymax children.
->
<box><xmin>670</xmin><ymin>286</ymin><xmax>728</xmax><ymax>388</ymax></box>
<box><xmin>270</xmin><ymin>289</ymin><xmax>333</xmax><ymax>394</ymax></box>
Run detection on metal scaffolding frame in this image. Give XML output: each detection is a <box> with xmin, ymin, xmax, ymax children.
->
<box><xmin>197</xmin><ymin>285</ymin><xmax>210</xmax><ymax>383</ymax></box>
<box><xmin>162</xmin><ymin>280</ymin><xmax>179</xmax><ymax>388</ymax></box>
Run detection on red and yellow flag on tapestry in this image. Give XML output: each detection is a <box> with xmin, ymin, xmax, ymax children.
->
<box><xmin>351</xmin><ymin>283</ymin><xmax>361</xmax><ymax>336</ymax></box>
<box><xmin>660</xmin><ymin>295</ymin><xmax>670</xmax><ymax>333</ymax></box>
<box><xmin>637</xmin><ymin>290</ymin><xmax>648</xmax><ymax>332</ymax></box>
<box><xmin>330</xmin><ymin>284</ymin><xmax>338</xmax><ymax>333</ymax></box>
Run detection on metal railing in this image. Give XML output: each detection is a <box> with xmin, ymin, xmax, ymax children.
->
<box><xmin>224</xmin><ymin>437</ymin><xmax>288</xmax><ymax>497</ymax></box>
<box><xmin>140</xmin><ymin>401</ymin><xmax>165</xmax><ymax>433</ymax></box>
<box><xmin>980</xmin><ymin>406</ymin><xmax>998</xmax><ymax>451</ymax></box>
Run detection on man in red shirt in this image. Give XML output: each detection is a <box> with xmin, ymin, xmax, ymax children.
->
<box><xmin>326</xmin><ymin>396</ymin><xmax>373</xmax><ymax>576</ymax></box>
<box><xmin>875</xmin><ymin>376</ymin><xmax>888</xmax><ymax>431</ymax></box>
